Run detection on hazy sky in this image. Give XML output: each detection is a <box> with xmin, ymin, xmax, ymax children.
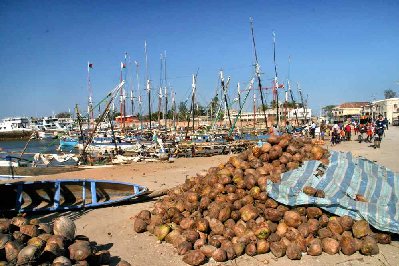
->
<box><xmin>0</xmin><ymin>0</ymin><xmax>398</xmax><ymax>118</ymax></box>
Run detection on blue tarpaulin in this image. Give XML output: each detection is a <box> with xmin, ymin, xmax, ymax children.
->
<box><xmin>266</xmin><ymin>150</ymin><xmax>399</xmax><ymax>233</ymax></box>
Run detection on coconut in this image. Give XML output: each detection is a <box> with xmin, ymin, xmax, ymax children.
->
<box><xmin>286</xmin><ymin>243</ymin><xmax>302</xmax><ymax>260</ymax></box>
<box><xmin>200</xmin><ymin>245</ymin><xmax>216</xmax><ymax>257</ymax></box>
<box><xmin>218</xmin><ymin>206</ymin><xmax>231</xmax><ymax>222</ymax></box>
<box><xmin>327</xmin><ymin>219</ymin><xmax>344</xmax><ymax>235</ymax></box>
<box><xmin>17</xmin><ymin>245</ymin><xmax>39</xmax><ymax>265</ymax></box>
<box><xmin>270</xmin><ymin>240</ymin><xmax>286</xmax><ymax>258</ymax></box>
<box><xmin>318</xmin><ymin>228</ymin><xmax>333</xmax><ymax>239</ymax></box>
<box><xmin>239</xmin><ymin>204</ymin><xmax>258</xmax><ymax>222</ymax></box>
<box><xmin>340</xmin><ymin>236</ymin><xmax>357</xmax><ymax>255</ymax></box>
<box><xmin>27</xmin><ymin>236</ymin><xmax>45</xmax><ymax>249</ymax></box>
<box><xmin>154</xmin><ymin>224</ymin><xmax>171</xmax><ymax>241</ymax></box>
<box><xmin>183</xmin><ymin>230</ymin><xmax>199</xmax><ymax>243</ymax></box>
<box><xmin>352</xmin><ymin>220</ymin><xmax>371</xmax><ymax>239</ymax></box>
<box><xmin>315</xmin><ymin>190</ymin><xmax>325</xmax><ymax>198</ymax></box>
<box><xmin>193</xmin><ymin>239</ymin><xmax>206</xmax><ymax>250</ymax></box>
<box><xmin>11</xmin><ymin>217</ymin><xmax>28</xmax><ymax>229</ymax></box>
<box><xmin>0</xmin><ymin>234</ymin><xmax>10</xmax><ymax>249</ymax></box>
<box><xmin>321</xmin><ymin>237</ymin><xmax>340</xmax><ymax>255</ymax></box>
<box><xmin>68</xmin><ymin>241</ymin><xmax>92</xmax><ymax>261</ymax></box>
<box><xmin>264</xmin><ymin>208</ymin><xmax>282</xmax><ymax>222</ymax></box>
<box><xmin>298</xmin><ymin>223</ymin><xmax>310</xmax><ymax>238</ymax></box>
<box><xmin>245</xmin><ymin>243</ymin><xmax>256</xmax><ymax>256</ymax></box>
<box><xmin>0</xmin><ymin>219</ymin><xmax>10</xmax><ymax>233</ymax></box>
<box><xmin>360</xmin><ymin>236</ymin><xmax>379</xmax><ymax>255</ymax></box>
<box><xmin>339</xmin><ymin>216</ymin><xmax>353</xmax><ymax>231</ymax></box>
<box><xmin>180</xmin><ymin>218</ymin><xmax>195</xmax><ymax>230</ymax></box>
<box><xmin>177</xmin><ymin>241</ymin><xmax>193</xmax><ymax>255</ymax></box>
<box><xmin>53</xmin><ymin>217</ymin><xmax>76</xmax><ymax>241</ymax></box>
<box><xmin>137</xmin><ymin>210</ymin><xmax>152</xmax><ymax>223</ymax></box>
<box><xmin>256</xmin><ymin>239</ymin><xmax>270</xmax><ymax>254</ymax></box>
<box><xmin>376</xmin><ymin>233</ymin><xmax>391</xmax><ymax>244</ymax></box>
<box><xmin>253</xmin><ymin>223</ymin><xmax>270</xmax><ymax>239</ymax></box>
<box><xmin>134</xmin><ymin>218</ymin><xmax>148</xmax><ymax>233</ymax></box>
<box><xmin>5</xmin><ymin>241</ymin><xmax>22</xmax><ymax>263</ymax></box>
<box><xmin>283</xmin><ymin>211</ymin><xmax>302</xmax><ymax>228</ymax></box>
<box><xmin>212</xmin><ymin>248</ymin><xmax>227</xmax><ymax>262</ymax></box>
<box><xmin>53</xmin><ymin>256</ymin><xmax>72</xmax><ymax>266</ymax></box>
<box><xmin>182</xmin><ymin>250</ymin><xmax>206</xmax><ymax>266</ymax></box>
<box><xmin>319</xmin><ymin>214</ymin><xmax>329</xmax><ymax>227</ymax></box>
<box><xmin>307</xmin><ymin>239</ymin><xmax>322</xmax><ymax>256</ymax></box>
<box><xmin>13</xmin><ymin>231</ymin><xmax>29</xmax><ymax>243</ymax></box>
<box><xmin>276</xmin><ymin>222</ymin><xmax>288</xmax><ymax>237</ymax></box>
<box><xmin>306</xmin><ymin>207</ymin><xmax>322</xmax><ymax>219</ymax></box>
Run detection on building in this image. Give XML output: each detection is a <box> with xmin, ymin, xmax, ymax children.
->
<box><xmin>370</xmin><ymin>98</ymin><xmax>399</xmax><ymax>124</ymax></box>
<box><xmin>332</xmin><ymin>102</ymin><xmax>370</xmax><ymax>122</ymax></box>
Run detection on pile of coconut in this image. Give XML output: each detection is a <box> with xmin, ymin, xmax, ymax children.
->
<box><xmin>0</xmin><ymin>216</ymin><xmax>130</xmax><ymax>266</ymax></box>
<box><xmin>133</xmin><ymin>135</ymin><xmax>393</xmax><ymax>265</ymax></box>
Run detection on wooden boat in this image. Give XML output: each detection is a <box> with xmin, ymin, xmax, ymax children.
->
<box><xmin>0</xmin><ymin>179</ymin><xmax>148</xmax><ymax>213</ymax></box>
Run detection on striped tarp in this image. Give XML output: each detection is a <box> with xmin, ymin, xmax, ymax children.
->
<box><xmin>266</xmin><ymin>150</ymin><xmax>399</xmax><ymax>233</ymax></box>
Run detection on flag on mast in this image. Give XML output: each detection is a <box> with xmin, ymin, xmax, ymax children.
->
<box><xmin>121</xmin><ymin>62</ymin><xmax>126</xmax><ymax>69</ymax></box>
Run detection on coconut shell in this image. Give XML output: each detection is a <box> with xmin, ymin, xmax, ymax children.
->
<box><xmin>177</xmin><ymin>241</ymin><xmax>193</xmax><ymax>255</ymax></box>
<box><xmin>53</xmin><ymin>256</ymin><xmax>72</xmax><ymax>266</ymax></box>
<box><xmin>17</xmin><ymin>245</ymin><xmax>39</xmax><ymax>265</ymax></box>
<box><xmin>245</xmin><ymin>243</ymin><xmax>256</xmax><ymax>256</ymax></box>
<box><xmin>134</xmin><ymin>218</ymin><xmax>148</xmax><ymax>233</ymax></box>
<box><xmin>286</xmin><ymin>243</ymin><xmax>302</xmax><ymax>260</ymax></box>
<box><xmin>263</xmin><ymin>208</ymin><xmax>282</xmax><ymax>222</ymax></box>
<box><xmin>183</xmin><ymin>230</ymin><xmax>200</xmax><ymax>243</ymax></box>
<box><xmin>327</xmin><ymin>219</ymin><xmax>344</xmax><ymax>235</ymax></box>
<box><xmin>180</xmin><ymin>218</ymin><xmax>195</xmax><ymax>230</ymax></box>
<box><xmin>339</xmin><ymin>216</ymin><xmax>353</xmax><ymax>231</ymax></box>
<box><xmin>53</xmin><ymin>217</ymin><xmax>76</xmax><ymax>241</ymax></box>
<box><xmin>212</xmin><ymin>248</ymin><xmax>227</xmax><ymax>262</ymax></box>
<box><xmin>306</xmin><ymin>207</ymin><xmax>322</xmax><ymax>219</ymax></box>
<box><xmin>193</xmin><ymin>239</ymin><xmax>206</xmax><ymax>250</ymax></box>
<box><xmin>318</xmin><ymin>228</ymin><xmax>333</xmax><ymax>239</ymax></box>
<box><xmin>239</xmin><ymin>204</ymin><xmax>258</xmax><ymax>222</ymax></box>
<box><xmin>319</xmin><ymin>214</ymin><xmax>329</xmax><ymax>227</ymax></box>
<box><xmin>256</xmin><ymin>239</ymin><xmax>270</xmax><ymax>254</ymax></box>
<box><xmin>69</xmin><ymin>241</ymin><xmax>92</xmax><ymax>261</ymax></box>
<box><xmin>283</xmin><ymin>211</ymin><xmax>302</xmax><ymax>228</ymax></box>
<box><xmin>200</xmin><ymin>245</ymin><xmax>216</xmax><ymax>257</ymax></box>
<box><xmin>360</xmin><ymin>236</ymin><xmax>379</xmax><ymax>255</ymax></box>
<box><xmin>137</xmin><ymin>210</ymin><xmax>152</xmax><ymax>223</ymax></box>
<box><xmin>340</xmin><ymin>236</ymin><xmax>357</xmax><ymax>255</ymax></box>
<box><xmin>376</xmin><ymin>233</ymin><xmax>391</xmax><ymax>244</ymax></box>
<box><xmin>182</xmin><ymin>250</ymin><xmax>206</xmax><ymax>266</ymax></box>
<box><xmin>352</xmin><ymin>220</ymin><xmax>371</xmax><ymax>239</ymax></box>
<box><xmin>270</xmin><ymin>240</ymin><xmax>286</xmax><ymax>258</ymax></box>
<box><xmin>321</xmin><ymin>237</ymin><xmax>340</xmax><ymax>255</ymax></box>
<box><xmin>154</xmin><ymin>224</ymin><xmax>171</xmax><ymax>241</ymax></box>
<box><xmin>4</xmin><ymin>241</ymin><xmax>21</xmax><ymax>263</ymax></box>
<box><xmin>307</xmin><ymin>239</ymin><xmax>322</xmax><ymax>256</ymax></box>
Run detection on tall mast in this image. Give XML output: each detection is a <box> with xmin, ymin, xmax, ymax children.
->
<box><xmin>134</xmin><ymin>61</ymin><xmax>143</xmax><ymax>131</ymax></box>
<box><xmin>120</xmin><ymin>52</ymin><xmax>127</xmax><ymax>131</ymax></box>
<box><xmin>250</xmin><ymin>17</ymin><xmax>268</xmax><ymax>128</ymax></box>
<box><xmin>158</xmin><ymin>53</ymin><xmax>163</xmax><ymax>127</ymax></box>
<box><xmin>297</xmin><ymin>82</ymin><xmax>307</xmax><ymax>124</ymax></box>
<box><xmin>237</xmin><ymin>82</ymin><xmax>242</xmax><ymax>128</ymax></box>
<box><xmin>87</xmin><ymin>62</ymin><xmax>94</xmax><ymax>130</ymax></box>
<box><xmin>145</xmin><ymin>41</ymin><xmax>152</xmax><ymax>129</ymax></box>
<box><xmin>287</xmin><ymin>56</ymin><xmax>299</xmax><ymax>126</ymax></box>
<box><xmin>171</xmin><ymin>89</ymin><xmax>176</xmax><ymax>129</ymax></box>
<box><xmin>273</xmin><ymin>32</ymin><xmax>280</xmax><ymax>128</ymax></box>
<box><xmin>164</xmin><ymin>51</ymin><xmax>168</xmax><ymax>129</ymax></box>
<box><xmin>253</xmin><ymin>92</ymin><xmax>257</xmax><ymax>129</ymax></box>
<box><xmin>220</xmin><ymin>71</ymin><xmax>232</xmax><ymax>128</ymax></box>
<box><xmin>191</xmin><ymin>74</ymin><xmax>196</xmax><ymax>133</ymax></box>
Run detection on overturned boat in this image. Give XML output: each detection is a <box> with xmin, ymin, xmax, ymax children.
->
<box><xmin>0</xmin><ymin>179</ymin><xmax>148</xmax><ymax>213</ymax></box>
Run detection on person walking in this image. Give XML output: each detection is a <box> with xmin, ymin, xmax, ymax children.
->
<box><xmin>344</xmin><ymin>123</ymin><xmax>352</xmax><ymax>141</ymax></box>
<box><xmin>310</xmin><ymin>121</ymin><xmax>316</xmax><ymax>139</ymax></box>
<box><xmin>375</xmin><ymin>114</ymin><xmax>385</xmax><ymax>141</ymax></box>
<box><xmin>320</xmin><ymin>120</ymin><xmax>326</xmax><ymax>140</ymax></box>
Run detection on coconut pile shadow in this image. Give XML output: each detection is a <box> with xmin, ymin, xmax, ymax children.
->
<box><xmin>133</xmin><ymin>135</ymin><xmax>393</xmax><ymax>265</ymax></box>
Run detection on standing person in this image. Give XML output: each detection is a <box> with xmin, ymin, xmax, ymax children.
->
<box><xmin>320</xmin><ymin>120</ymin><xmax>326</xmax><ymax>140</ymax></box>
<box><xmin>310</xmin><ymin>120</ymin><xmax>316</xmax><ymax>139</ymax></box>
<box><xmin>344</xmin><ymin>123</ymin><xmax>352</xmax><ymax>141</ymax></box>
<box><xmin>375</xmin><ymin>114</ymin><xmax>385</xmax><ymax>141</ymax></box>
<box><xmin>366</xmin><ymin>122</ymin><xmax>374</xmax><ymax>143</ymax></box>
<box><xmin>353</xmin><ymin>121</ymin><xmax>359</xmax><ymax>135</ymax></box>
<box><xmin>384</xmin><ymin>117</ymin><xmax>389</xmax><ymax>130</ymax></box>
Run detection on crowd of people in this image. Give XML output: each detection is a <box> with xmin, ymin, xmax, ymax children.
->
<box><xmin>283</xmin><ymin>115</ymin><xmax>389</xmax><ymax>148</ymax></box>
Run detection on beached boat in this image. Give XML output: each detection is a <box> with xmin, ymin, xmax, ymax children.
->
<box><xmin>0</xmin><ymin>117</ymin><xmax>33</xmax><ymax>140</ymax></box>
<box><xmin>59</xmin><ymin>137</ymin><xmax>79</xmax><ymax>149</ymax></box>
<box><xmin>0</xmin><ymin>179</ymin><xmax>148</xmax><ymax>213</ymax></box>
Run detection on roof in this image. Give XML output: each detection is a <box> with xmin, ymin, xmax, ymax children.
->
<box><xmin>337</xmin><ymin>102</ymin><xmax>370</xmax><ymax>108</ymax></box>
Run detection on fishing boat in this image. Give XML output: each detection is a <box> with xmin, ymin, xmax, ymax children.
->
<box><xmin>59</xmin><ymin>136</ymin><xmax>79</xmax><ymax>149</ymax></box>
<box><xmin>0</xmin><ymin>179</ymin><xmax>148</xmax><ymax>213</ymax></box>
<box><xmin>0</xmin><ymin>117</ymin><xmax>33</xmax><ymax>140</ymax></box>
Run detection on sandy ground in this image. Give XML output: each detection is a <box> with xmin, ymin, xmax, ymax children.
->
<box><xmin>6</xmin><ymin>127</ymin><xmax>399</xmax><ymax>265</ymax></box>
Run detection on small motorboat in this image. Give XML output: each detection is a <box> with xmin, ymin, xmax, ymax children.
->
<box><xmin>0</xmin><ymin>179</ymin><xmax>148</xmax><ymax>213</ymax></box>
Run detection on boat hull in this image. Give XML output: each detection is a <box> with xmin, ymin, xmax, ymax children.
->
<box><xmin>0</xmin><ymin>179</ymin><xmax>148</xmax><ymax>213</ymax></box>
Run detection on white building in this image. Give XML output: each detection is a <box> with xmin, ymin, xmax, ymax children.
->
<box><xmin>225</xmin><ymin>107</ymin><xmax>311</xmax><ymax>124</ymax></box>
<box><xmin>371</xmin><ymin>98</ymin><xmax>399</xmax><ymax>124</ymax></box>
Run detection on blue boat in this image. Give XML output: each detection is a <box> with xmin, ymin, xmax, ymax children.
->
<box><xmin>59</xmin><ymin>137</ymin><xmax>79</xmax><ymax>149</ymax></box>
<box><xmin>0</xmin><ymin>179</ymin><xmax>148</xmax><ymax>213</ymax></box>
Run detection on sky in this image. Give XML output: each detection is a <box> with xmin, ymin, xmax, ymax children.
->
<box><xmin>0</xmin><ymin>0</ymin><xmax>398</xmax><ymax>118</ymax></box>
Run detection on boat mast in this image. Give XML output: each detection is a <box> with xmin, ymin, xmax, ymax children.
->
<box><xmin>87</xmin><ymin>62</ymin><xmax>94</xmax><ymax>130</ymax></box>
<box><xmin>287</xmin><ymin>56</ymin><xmax>299</xmax><ymax>126</ymax></box>
<box><xmin>145</xmin><ymin>41</ymin><xmax>152</xmax><ymax>130</ymax></box>
<box><xmin>253</xmin><ymin>92</ymin><xmax>257</xmax><ymax>129</ymax></box>
<box><xmin>297</xmin><ymin>82</ymin><xmax>307</xmax><ymax>124</ymax></box>
<box><xmin>237</xmin><ymin>82</ymin><xmax>242</xmax><ymax>128</ymax></box>
<box><xmin>164</xmin><ymin>51</ymin><xmax>168</xmax><ymax>129</ymax></box>
<box><xmin>250</xmin><ymin>17</ymin><xmax>268</xmax><ymax>128</ymax></box>
<box><xmin>273</xmin><ymin>32</ymin><xmax>280</xmax><ymax>128</ymax></box>
<box><xmin>172</xmin><ymin>89</ymin><xmax>176</xmax><ymax>129</ymax></box>
<box><xmin>120</xmin><ymin>53</ymin><xmax>127</xmax><ymax>132</ymax></box>
<box><xmin>220</xmin><ymin>71</ymin><xmax>232</xmax><ymax>128</ymax></box>
<box><xmin>134</xmin><ymin>61</ymin><xmax>143</xmax><ymax>131</ymax></box>
<box><xmin>191</xmin><ymin>74</ymin><xmax>197</xmax><ymax>133</ymax></box>
<box><xmin>158</xmin><ymin>53</ymin><xmax>163</xmax><ymax>128</ymax></box>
